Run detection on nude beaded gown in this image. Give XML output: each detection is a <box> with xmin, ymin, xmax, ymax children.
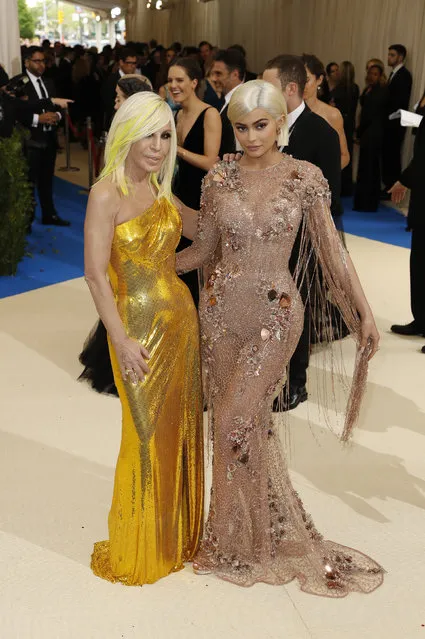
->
<box><xmin>91</xmin><ymin>198</ymin><xmax>204</xmax><ymax>586</ymax></box>
<box><xmin>176</xmin><ymin>158</ymin><xmax>384</xmax><ymax>597</ymax></box>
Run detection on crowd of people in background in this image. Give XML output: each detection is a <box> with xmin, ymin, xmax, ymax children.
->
<box><xmin>4</xmin><ymin>38</ymin><xmax>423</xmax><ymax>210</ymax></box>
<box><xmin>0</xmin><ymin>37</ymin><xmax>424</xmax><ymax>344</ymax></box>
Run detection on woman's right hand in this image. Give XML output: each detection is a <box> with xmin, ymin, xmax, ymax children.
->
<box><xmin>115</xmin><ymin>337</ymin><xmax>151</xmax><ymax>384</ymax></box>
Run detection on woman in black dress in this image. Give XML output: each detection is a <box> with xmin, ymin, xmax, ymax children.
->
<box><xmin>330</xmin><ymin>61</ymin><xmax>360</xmax><ymax>196</ymax></box>
<box><xmin>168</xmin><ymin>57</ymin><xmax>221</xmax><ymax>306</ymax></box>
<box><xmin>354</xmin><ymin>65</ymin><xmax>388</xmax><ymax>212</ymax></box>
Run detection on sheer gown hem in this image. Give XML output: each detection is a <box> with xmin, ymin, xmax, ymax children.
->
<box><xmin>193</xmin><ymin>541</ymin><xmax>384</xmax><ymax>597</ymax></box>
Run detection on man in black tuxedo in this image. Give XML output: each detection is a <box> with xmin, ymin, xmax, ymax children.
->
<box><xmin>263</xmin><ymin>55</ymin><xmax>342</xmax><ymax>411</ymax></box>
<box><xmin>17</xmin><ymin>46</ymin><xmax>70</xmax><ymax>227</ymax></box>
<box><xmin>56</xmin><ymin>47</ymin><xmax>75</xmax><ymax>99</ymax></box>
<box><xmin>211</xmin><ymin>49</ymin><xmax>246</xmax><ymax>157</ymax></box>
<box><xmin>381</xmin><ymin>44</ymin><xmax>412</xmax><ymax>195</ymax></box>
<box><xmin>101</xmin><ymin>48</ymin><xmax>138</xmax><ymax>130</ymax></box>
<box><xmin>389</xmin><ymin>116</ymin><xmax>425</xmax><ymax>345</ymax></box>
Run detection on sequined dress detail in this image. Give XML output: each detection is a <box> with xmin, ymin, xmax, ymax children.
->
<box><xmin>176</xmin><ymin>159</ymin><xmax>384</xmax><ymax>597</ymax></box>
<box><xmin>91</xmin><ymin>199</ymin><xmax>204</xmax><ymax>585</ymax></box>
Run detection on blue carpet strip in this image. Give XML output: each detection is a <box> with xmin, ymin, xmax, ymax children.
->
<box><xmin>0</xmin><ymin>181</ymin><xmax>411</xmax><ymax>300</ymax></box>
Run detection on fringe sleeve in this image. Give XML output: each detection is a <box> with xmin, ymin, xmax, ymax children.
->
<box><xmin>296</xmin><ymin>167</ymin><xmax>372</xmax><ymax>442</ymax></box>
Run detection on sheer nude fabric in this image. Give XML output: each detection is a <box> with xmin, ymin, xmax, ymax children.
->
<box><xmin>176</xmin><ymin>157</ymin><xmax>384</xmax><ymax>596</ymax></box>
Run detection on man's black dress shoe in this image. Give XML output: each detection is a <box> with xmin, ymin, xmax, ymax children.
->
<box><xmin>272</xmin><ymin>386</ymin><xmax>308</xmax><ymax>412</ymax></box>
<box><xmin>390</xmin><ymin>321</ymin><xmax>425</xmax><ymax>337</ymax></box>
<box><xmin>421</xmin><ymin>345</ymin><xmax>425</xmax><ymax>354</ymax></box>
<box><xmin>42</xmin><ymin>214</ymin><xmax>71</xmax><ymax>227</ymax></box>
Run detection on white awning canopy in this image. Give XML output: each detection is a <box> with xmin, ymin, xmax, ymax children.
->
<box><xmin>62</xmin><ymin>0</ymin><xmax>127</xmax><ymax>12</ymax></box>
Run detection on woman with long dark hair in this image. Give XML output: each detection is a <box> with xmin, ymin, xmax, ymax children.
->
<box><xmin>168</xmin><ymin>57</ymin><xmax>222</xmax><ymax>306</ymax></box>
<box><xmin>302</xmin><ymin>54</ymin><xmax>350</xmax><ymax>170</ymax></box>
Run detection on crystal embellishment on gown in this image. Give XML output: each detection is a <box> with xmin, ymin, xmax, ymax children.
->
<box><xmin>175</xmin><ymin>158</ymin><xmax>384</xmax><ymax>597</ymax></box>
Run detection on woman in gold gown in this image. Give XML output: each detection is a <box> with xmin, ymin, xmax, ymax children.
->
<box><xmin>83</xmin><ymin>92</ymin><xmax>203</xmax><ymax>585</ymax></box>
<box><xmin>176</xmin><ymin>81</ymin><xmax>384</xmax><ymax>597</ymax></box>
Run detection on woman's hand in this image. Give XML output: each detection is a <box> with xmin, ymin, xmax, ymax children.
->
<box><xmin>222</xmin><ymin>152</ymin><xmax>243</xmax><ymax>163</ymax></box>
<box><xmin>115</xmin><ymin>337</ymin><xmax>151</xmax><ymax>383</ymax></box>
<box><xmin>359</xmin><ymin>314</ymin><xmax>380</xmax><ymax>360</ymax></box>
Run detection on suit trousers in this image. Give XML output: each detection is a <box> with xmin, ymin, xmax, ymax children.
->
<box><xmin>410</xmin><ymin>227</ymin><xmax>425</xmax><ymax>330</ymax></box>
<box><xmin>382</xmin><ymin>125</ymin><xmax>406</xmax><ymax>189</ymax></box>
<box><xmin>26</xmin><ymin>132</ymin><xmax>57</xmax><ymax>222</ymax></box>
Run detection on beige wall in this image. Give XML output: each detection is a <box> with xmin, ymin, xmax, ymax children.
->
<box><xmin>127</xmin><ymin>0</ymin><xmax>425</xmax><ymax>105</ymax></box>
<box><xmin>127</xmin><ymin>0</ymin><xmax>425</xmax><ymax>165</ymax></box>
<box><xmin>0</xmin><ymin>0</ymin><xmax>22</xmax><ymax>76</ymax></box>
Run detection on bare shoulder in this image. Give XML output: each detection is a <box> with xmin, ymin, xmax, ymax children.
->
<box><xmin>87</xmin><ymin>181</ymin><xmax>120</xmax><ymax>221</ymax></box>
<box><xmin>90</xmin><ymin>180</ymin><xmax>120</xmax><ymax>206</ymax></box>
<box><xmin>326</xmin><ymin>103</ymin><xmax>344</xmax><ymax>127</ymax></box>
<box><xmin>203</xmin><ymin>105</ymin><xmax>221</xmax><ymax>123</ymax></box>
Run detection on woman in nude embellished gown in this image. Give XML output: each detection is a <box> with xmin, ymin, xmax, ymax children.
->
<box><xmin>176</xmin><ymin>80</ymin><xmax>384</xmax><ymax>597</ymax></box>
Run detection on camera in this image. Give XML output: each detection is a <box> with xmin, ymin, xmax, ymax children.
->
<box><xmin>5</xmin><ymin>74</ymin><xmax>30</xmax><ymax>98</ymax></box>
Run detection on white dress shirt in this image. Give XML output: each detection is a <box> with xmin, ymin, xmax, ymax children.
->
<box><xmin>219</xmin><ymin>82</ymin><xmax>244</xmax><ymax>115</ymax></box>
<box><xmin>287</xmin><ymin>100</ymin><xmax>306</xmax><ymax>134</ymax></box>
<box><xmin>220</xmin><ymin>82</ymin><xmax>244</xmax><ymax>151</ymax></box>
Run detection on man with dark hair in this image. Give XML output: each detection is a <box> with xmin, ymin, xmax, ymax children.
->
<box><xmin>101</xmin><ymin>47</ymin><xmax>138</xmax><ymax>129</ymax></box>
<box><xmin>211</xmin><ymin>48</ymin><xmax>246</xmax><ymax>156</ymax></box>
<box><xmin>15</xmin><ymin>46</ymin><xmax>70</xmax><ymax>227</ymax></box>
<box><xmin>381</xmin><ymin>44</ymin><xmax>412</xmax><ymax>196</ymax></box>
<box><xmin>228</xmin><ymin>44</ymin><xmax>257</xmax><ymax>81</ymax></box>
<box><xmin>199</xmin><ymin>41</ymin><xmax>213</xmax><ymax>66</ymax></box>
<box><xmin>263</xmin><ymin>54</ymin><xmax>341</xmax><ymax>411</ymax></box>
<box><xmin>56</xmin><ymin>46</ymin><xmax>75</xmax><ymax>99</ymax></box>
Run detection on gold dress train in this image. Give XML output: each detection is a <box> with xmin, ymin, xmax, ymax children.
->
<box><xmin>91</xmin><ymin>199</ymin><xmax>204</xmax><ymax>586</ymax></box>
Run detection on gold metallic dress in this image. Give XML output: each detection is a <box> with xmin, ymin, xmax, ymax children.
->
<box><xmin>91</xmin><ymin>198</ymin><xmax>204</xmax><ymax>586</ymax></box>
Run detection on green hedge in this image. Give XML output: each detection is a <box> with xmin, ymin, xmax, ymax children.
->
<box><xmin>0</xmin><ymin>130</ymin><xmax>32</xmax><ymax>275</ymax></box>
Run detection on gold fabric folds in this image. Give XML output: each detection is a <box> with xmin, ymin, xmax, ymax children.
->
<box><xmin>91</xmin><ymin>199</ymin><xmax>204</xmax><ymax>586</ymax></box>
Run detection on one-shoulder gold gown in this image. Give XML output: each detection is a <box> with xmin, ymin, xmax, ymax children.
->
<box><xmin>91</xmin><ymin>199</ymin><xmax>204</xmax><ymax>585</ymax></box>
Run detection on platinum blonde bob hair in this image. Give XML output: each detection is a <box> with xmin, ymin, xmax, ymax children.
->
<box><xmin>98</xmin><ymin>91</ymin><xmax>176</xmax><ymax>201</ymax></box>
<box><xmin>228</xmin><ymin>79</ymin><xmax>289</xmax><ymax>147</ymax></box>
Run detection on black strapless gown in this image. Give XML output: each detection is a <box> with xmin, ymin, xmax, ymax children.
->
<box><xmin>173</xmin><ymin>107</ymin><xmax>213</xmax><ymax>308</ymax></box>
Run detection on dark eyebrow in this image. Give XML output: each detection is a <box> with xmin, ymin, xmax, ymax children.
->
<box><xmin>235</xmin><ymin>118</ymin><xmax>269</xmax><ymax>126</ymax></box>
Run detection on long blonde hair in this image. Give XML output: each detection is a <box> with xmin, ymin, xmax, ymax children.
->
<box><xmin>227</xmin><ymin>79</ymin><xmax>289</xmax><ymax>147</ymax></box>
<box><xmin>98</xmin><ymin>92</ymin><xmax>176</xmax><ymax>200</ymax></box>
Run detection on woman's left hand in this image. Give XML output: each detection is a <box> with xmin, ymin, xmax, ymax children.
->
<box><xmin>360</xmin><ymin>315</ymin><xmax>380</xmax><ymax>360</ymax></box>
